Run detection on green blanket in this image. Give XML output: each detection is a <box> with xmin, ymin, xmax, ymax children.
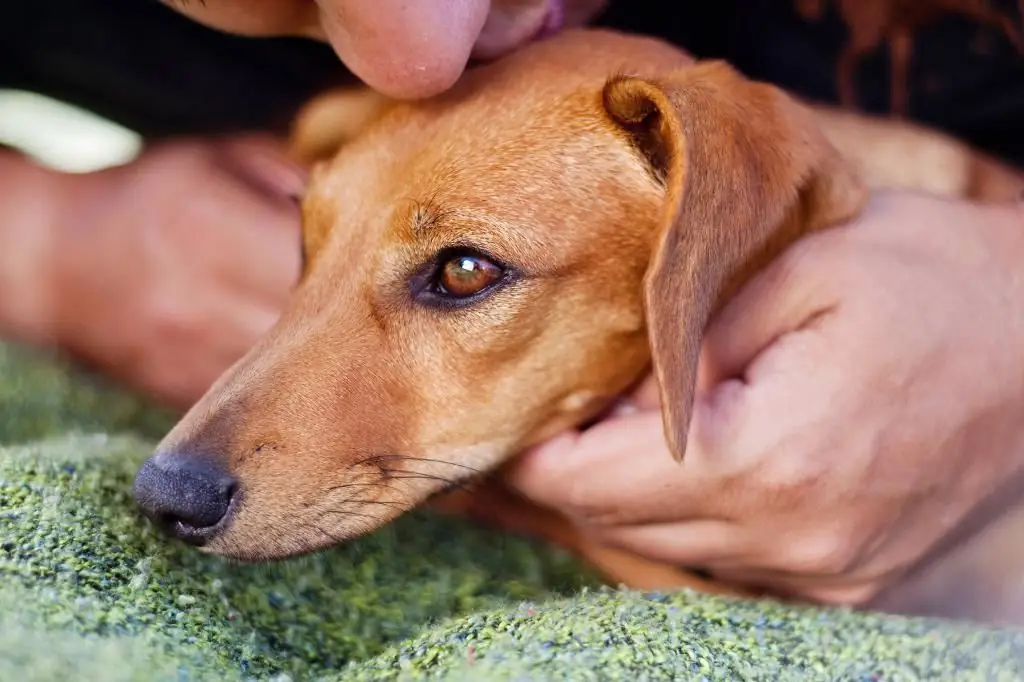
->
<box><xmin>2</xmin><ymin>343</ymin><xmax>1024</xmax><ymax>681</ymax></box>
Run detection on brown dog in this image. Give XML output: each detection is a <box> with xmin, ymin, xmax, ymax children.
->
<box><xmin>132</xmin><ymin>28</ymin><xmax>1024</xmax><ymax>606</ymax></box>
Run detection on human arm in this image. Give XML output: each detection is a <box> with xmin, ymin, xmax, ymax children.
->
<box><xmin>0</xmin><ymin>149</ymin><xmax>65</xmax><ymax>347</ymax></box>
<box><xmin>0</xmin><ymin>136</ymin><xmax>304</xmax><ymax>409</ymax></box>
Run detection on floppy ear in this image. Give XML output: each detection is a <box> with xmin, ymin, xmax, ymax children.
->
<box><xmin>602</xmin><ymin>61</ymin><xmax>867</xmax><ymax>462</ymax></box>
<box><xmin>288</xmin><ymin>87</ymin><xmax>396</xmax><ymax>166</ymax></box>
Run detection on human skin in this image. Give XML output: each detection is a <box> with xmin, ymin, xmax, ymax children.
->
<box><xmin>160</xmin><ymin>0</ymin><xmax>608</xmax><ymax>99</ymax></box>
<box><xmin>0</xmin><ymin>137</ymin><xmax>304</xmax><ymax>409</ymax></box>
<box><xmin>0</xmin><ymin>0</ymin><xmax>606</xmax><ymax>408</ymax></box>
<box><xmin>507</xmin><ymin>190</ymin><xmax>1024</xmax><ymax>607</ymax></box>
<box><xmin>5</xmin><ymin>1</ymin><xmax>1024</xmax><ymax>607</ymax></box>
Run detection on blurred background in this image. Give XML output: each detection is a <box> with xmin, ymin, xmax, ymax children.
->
<box><xmin>0</xmin><ymin>89</ymin><xmax>140</xmax><ymax>173</ymax></box>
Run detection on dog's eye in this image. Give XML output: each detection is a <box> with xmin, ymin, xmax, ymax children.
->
<box><xmin>438</xmin><ymin>253</ymin><xmax>504</xmax><ymax>298</ymax></box>
<box><xmin>411</xmin><ymin>247</ymin><xmax>512</xmax><ymax>308</ymax></box>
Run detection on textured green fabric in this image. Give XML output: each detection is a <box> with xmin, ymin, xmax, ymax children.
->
<box><xmin>2</xmin><ymin>342</ymin><xmax>1024</xmax><ymax>681</ymax></box>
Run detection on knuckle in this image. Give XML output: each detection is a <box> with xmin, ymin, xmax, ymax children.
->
<box><xmin>760</xmin><ymin>236</ymin><xmax>821</xmax><ymax>295</ymax></box>
<box><xmin>561</xmin><ymin>479</ymin><xmax>635</xmax><ymax>527</ymax></box>
<box><xmin>786</xmin><ymin>532</ymin><xmax>858</xmax><ymax>576</ymax></box>
<box><xmin>809</xmin><ymin>583</ymin><xmax>880</xmax><ymax>607</ymax></box>
<box><xmin>564</xmin><ymin>486</ymin><xmax>616</xmax><ymax>525</ymax></box>
<box><xmin>146</xmin><ymin>294</ymin><xmax>205</xmax><ymax>347</ymax></box>
<box><xmin>784</xmin><ymin>227</ymin><xmax>867</xmax><ymax>292</ymax></box>
<box><xmin>779</xmin><ymin>228</ymin><xmax>846</xmax><ymax>277</ymax></box>
<box><xmin>748</xmin><ymin>439</ymin><xmax>823</xmax><ymax>500</ymax></box>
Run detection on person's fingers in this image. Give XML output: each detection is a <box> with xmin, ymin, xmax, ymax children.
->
<box><xmin>707</xmin><ymin>564</ymin><xmax>882</xmax><ymax>606</ymax></box>
<box><xmin>162</xmin><ymin>0</ymin><xmax>490</xmax><ymax>99</ymax></box>
<box><xmin>216</xmin><ymin>196</ymin><xmax>303</xmax><ymax>307</ymax></box>
<box><xmin>593</xmin><ymin>519</ymin><xmax>750</xmax><ymax>567</ymax></box>
<box><xmin>215</xmin><ymin>135</ymin><xmax>307</xmax><ymax>207</ymax></box>
<box><xmin>506</xmin><ymin>405</ymin><xmax>730</xmax><ymax>526</ymax></box>
<box><xmin>606</xmin><ymin>345</ymin><xmax>723</xmax><ymax>417</ymax></box>
<box><xmin>315</xmin><ymin>0</ymin><xmax>491</xmax><ymax>99</ymax></box>
<box><xmin>170</xmin><ymin>138</ymin><xmax>304</xmax><ymax>303</ymax></box>
<box><xmin>593</xmin><ymin>521</ymin><xmax>882</xmax><ymax>605</ymax></box>
<box><xmin>513</xmin><ymin>327</ymin><xmax>846</xmax><ymax>528</ymax></box>
<box><xmin>701</xmin><ymin>230</ymin><xmax>846</xmax><ymax>385</ymax></box>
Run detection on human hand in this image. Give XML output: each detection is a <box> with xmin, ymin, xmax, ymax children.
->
<box><xmin>48</xmin><ymin>135</ymin><xmax>303</xmax><ymax>410</ymax></box>
<box><xmin>506</xmin><ymin>191</ymin><xmax>1024</xmax><ymax>605</ymax></box>
<box><xmin>163</xmin><ymin>0</ymin><xmax>607</xmax><ymax>99</ymax></box>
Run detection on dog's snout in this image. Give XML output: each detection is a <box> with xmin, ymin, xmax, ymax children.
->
<box><xmin>132</xmin><ymin>454</ymin><xmax>238</xmax><ymax>546</ymax></box>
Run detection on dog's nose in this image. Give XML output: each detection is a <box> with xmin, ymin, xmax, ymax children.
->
<box><xmin>132</xmin><ymin>454</ymin><xmax>238</xmax><ymax>546</ymax></box>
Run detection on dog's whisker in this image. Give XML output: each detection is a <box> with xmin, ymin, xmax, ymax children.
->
<box><xmin>379</xmin><ymin>470</ymin><xmax>474</xmax><ymax>494</ymax></box>
<box><xmin>345</xmin><ymin>452</ymin><xmax>396</xmax><ymax>471</ymax></box>
<box><xmin>316</xmin><ymin>509</ymin><xmax>380</xmax><ymax>523</ymax></box>
<box><xmin>379</xmin><ymin>469</ymin><xmax>462</xmax><ymax>485</ymax></box>
<box><xmin>322</xmin><ymin>481</ymin><xmax>378</xmax><ymax>495</ymax></box>
<box><xmin>341</xmin><ymin>498</ymin><xmax>407</xmax><ymax>509</ymax></box>
<box><xmin>373</xmin><ymin>454</ymin><xmax>485</xmax><ymax>475</ymax></box>
<box><xmin>313</xmin><ymin>523</ymin><xmax>345</xmax><ymax>546</ymax></box>
<box><xmin>374</xmin><ymin>483</ymin><xmax>423</xmax><ymax>506</ymax></box>
<box><xmin>321</xmin><ymin>482</ymin><xmax>420</xmax><ymax>510</ymax></box>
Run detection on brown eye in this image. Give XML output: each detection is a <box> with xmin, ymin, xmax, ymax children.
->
<box><xmin>410</xmin><ymin>246</ymin><xmax>514</xmax><ymax>309</ymax></box>
<box><xmin>439</xmin><ymin>253</ymin><xmax>504</xmax><ymax>298</ymax></box>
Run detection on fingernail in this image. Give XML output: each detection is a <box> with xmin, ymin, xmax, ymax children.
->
<box><xmin>218</xmin><ymin>139</ymin><xmax>308</xmax><ymax>205</ymax></box>
<box><xmin>608</xmin><ymin>399</ymin><xmax>639</xmax><ymax>418</ymax></box>
<box><xmin>242</xmin><ymin>148</ymin><xmax>308</xmax><ymax>200</ymax></box>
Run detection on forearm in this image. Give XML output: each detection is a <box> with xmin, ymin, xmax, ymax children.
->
<box><xmin>0</xmin><ymin>149</ymin><xmax>63</xmax><ymax>346</ymax></box>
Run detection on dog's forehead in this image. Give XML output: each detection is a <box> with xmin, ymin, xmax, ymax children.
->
<box><xmin>399</xmin><ymin>93</ymin><xmax>649</xmax><ymax>208</ymax></box>
<box><xmin>311</xmin><ymin>30</ymin><xmax>687</xmax><ymax>250</ymax></box>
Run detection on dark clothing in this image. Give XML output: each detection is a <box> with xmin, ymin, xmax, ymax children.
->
<box><xmin>3</xmin><ymin>0</ymin><xmax>1023</xmax><ymax>165</ymax></box>
<box><xmin>598</xmin><ymin>0</ymin><xmax>1024</xmax><ymax>166</ymax></box>
<box><xmin>1</xmin><ymin>0</ymin><xmax>345</xmax><ymax>138</ymax></box>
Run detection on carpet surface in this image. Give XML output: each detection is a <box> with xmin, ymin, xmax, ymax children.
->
<box><xmin>2</xmin><ymin>342</ymin><xmax>1024</xmax><ymax>681</ymax></box>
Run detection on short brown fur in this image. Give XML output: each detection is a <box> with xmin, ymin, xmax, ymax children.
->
<box><xmin>147</xmin><ymin>29</ymin><xmax>1024</xmax><ymax>603</ymax></box>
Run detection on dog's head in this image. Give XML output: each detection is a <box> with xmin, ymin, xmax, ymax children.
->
<box><xmin>132</xmin><ymin>29</ymin><xmax>865</xmax><ymax>561</ymax></box>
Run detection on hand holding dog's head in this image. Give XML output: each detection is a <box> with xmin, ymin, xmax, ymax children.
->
<box><xmin>133</xmin><ymin>30</ymin><xmax>865</xmax><ymax>561</ymax></box>
<box><xmin>601</xmin><ymin>62</ymin><xmax>864</xmax><ymax>460</ymax></box>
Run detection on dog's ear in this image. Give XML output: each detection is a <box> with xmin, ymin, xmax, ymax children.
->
<box><xmin>288</xmin><ymin>87</ymin><xmax>396</xmax><ymax>166</ymax></box>
<box><xmin>602</xmin><ymin>61</ymin><xmax>866</xmax><ymax>462</ymax></box>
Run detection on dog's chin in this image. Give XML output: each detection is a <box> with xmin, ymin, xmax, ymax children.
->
<box><xmin>200</xmin><ymin>543</ymin><xmax>334</xmax><ymax>565</ymax></box>
<box><xmin>198</xmin><ymin>509</ymin><xmax>409</xmax><ymax>563</ymax></box>
<box><xmin>193</xmin><ymin>444</ymin><xmax>513</xmax><ymax>563</ymax></box>
<box><xmin>200</xmin><ymin>528</ymin><xmax>374</xmax><ymax>564</ymax></box>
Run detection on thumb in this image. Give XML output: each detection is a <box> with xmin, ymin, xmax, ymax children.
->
<box><xmin>315</xmin><ymin>0</ymin><xmax>491</xmax><ymax>99</ymax></box>
<box><xmin>703</xmin><ymin>232</ymin><xmax>843</xmax><ymax>384</ymax></box>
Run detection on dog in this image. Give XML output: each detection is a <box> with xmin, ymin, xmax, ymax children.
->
<box><xmin>132</xmin><ymin>28</ymin><xmax>1024</xmax><ymax>610</ymax></box>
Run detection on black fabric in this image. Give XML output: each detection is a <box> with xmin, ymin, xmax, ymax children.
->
<box><xmin>2</xmin><ymin>0</ymin><xmax>1023</xmax><ymax>165</ymax></box>
<box><xmin>0</xmin><ymin>0</ymin><xmax>350</xmax><ymax>138</ymax></box>
<box><xmin>597</xmin><ymin>0</ymin><xmax>1024</xmax><ymax>167</ymax></box>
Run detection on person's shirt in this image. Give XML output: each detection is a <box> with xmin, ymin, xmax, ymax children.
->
<box><xmin>3</xmin><ymin>0</ymin><xmax>1023</xmax><ymax>166</ymax></box>
<box><xmin>598</xmin><ymin>0</ymin><xmax>1024</xmax><ymax>167</ymax></box>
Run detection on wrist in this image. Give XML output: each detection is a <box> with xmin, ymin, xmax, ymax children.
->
<box><xmin>0</xmin><ymin>149</ymin><xmax>117</xmax><ymax>353</ymax></box>
<box><xmin>0</xmin><ymin>150</ymin><xmax>66</xmax><ymax>346</ymax></box>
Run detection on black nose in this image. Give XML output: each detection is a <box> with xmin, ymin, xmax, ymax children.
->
<box><xmin>132</xmin><ymin>453</ymin><xmax>238</xmax><ymax>545</ymax></box>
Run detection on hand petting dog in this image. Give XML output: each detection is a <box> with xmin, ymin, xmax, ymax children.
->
<box><xmin>509</xmin><ymin>190</ymin><xmax>1024</xmax><ymax>607</ymax></box>
<box><xmin>7</xmin><ymin>0</ymin><xmax>1024</xmax><ymax>623</ymax></box>
<box><xmin>165</xmin><ymin>0</ymin><xmax>606</xmax><ymax>99</ymax></box>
